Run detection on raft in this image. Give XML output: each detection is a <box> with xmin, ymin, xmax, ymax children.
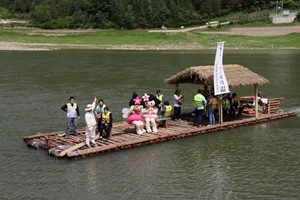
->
<box><xmin>23</xmin><ymin>111</ymin><xmax>296</xmax><ymax>159</ymax></box>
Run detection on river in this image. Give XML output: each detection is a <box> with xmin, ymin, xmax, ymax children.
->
<box><xmin>0</xmin><ymin>49</ymin><xmax>299</xmax><ymax>199</ymax></box>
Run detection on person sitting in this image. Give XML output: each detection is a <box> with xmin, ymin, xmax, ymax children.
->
<box><xmin>257</xmin><ymin>91</ymin><xmax>268</xmax><ymax>113</ymax></box>
<box><xmin>229</xmin><ymin>93</ymin><xmax>243</xmax><ymax>118</ymax></box>
<box><xmin>99</xmin><ymin>107</ymin><xmax>113</xmax><ymax>140</ymax></box>
<box><xmin>160</xmin><ymin>101</ymin><xmax>172</xmax><ymax>118</ymax></box>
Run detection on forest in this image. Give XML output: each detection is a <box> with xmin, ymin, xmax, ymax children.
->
<box><xmin>0</xmin><ymin>0</ymin><xmax>299</xmax><ymax>29</ymax></box>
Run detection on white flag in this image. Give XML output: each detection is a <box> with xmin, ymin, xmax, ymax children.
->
<box><xmin>213</xmin><ymin>42</ymin><xmax>230</xmax><ymax>96</ymax></box>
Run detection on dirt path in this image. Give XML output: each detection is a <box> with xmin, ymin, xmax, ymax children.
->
<box><xmin>148</xmin><ymin>22</ymin><xmax>230</xmax><ymax>33</ymax></box>
<box><xmin>201</xmin><ymin>26</ymin><xmax>300</xmax><ymax>36</ymax></box>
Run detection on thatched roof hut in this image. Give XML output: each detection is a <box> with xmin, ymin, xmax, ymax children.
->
<box><xmin>164</xmin><ymin>64</ymin><xmax>269</xmax><ymax>87</ymax></box>
<box><xmin>164</xmin><ymin>64</ymin><xmax>269</xmax><ymax>121</ymax></box>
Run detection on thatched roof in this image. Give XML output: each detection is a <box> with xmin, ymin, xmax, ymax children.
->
<box><xmin>164</xmin><ymin>64</ymin><xmax>269</xmax><ymax>87</ymax></box>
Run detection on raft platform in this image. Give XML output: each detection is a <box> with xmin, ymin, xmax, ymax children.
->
<box><xmin>23</xmin><ymin>111</ymin><xmax>296</xmax><ymax>158</ymax></box>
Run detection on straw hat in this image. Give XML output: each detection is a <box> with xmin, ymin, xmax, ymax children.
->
<box><xmin>85</xmin><ymin>104</ymin><xmax>93</xmax><ymax>111</ymax></box>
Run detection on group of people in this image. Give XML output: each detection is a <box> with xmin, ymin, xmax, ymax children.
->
<box><xmin>61</xmin><ymin>96</ymin><xmax>112</xmax><ymax>148</ymax></box>
<box><xmin>60</xmin><ymin>87</ymin><xmax>246</xmax><ymax>147</ymax></box>
<box><xmin>172</xmin><ymin>85</ymin><xmax>244</xmax><ymax>127</ymax></box>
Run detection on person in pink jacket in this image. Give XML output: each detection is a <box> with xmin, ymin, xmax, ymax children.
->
<box><xmin>84</xmin><ymin>97</ymin><xmax>97</xmax><ymax>147</ymax></box>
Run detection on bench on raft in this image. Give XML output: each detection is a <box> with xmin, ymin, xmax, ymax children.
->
<box><xmin>156</xmin><ymin>117</ymin><xmax>172</xmax><ymax>128</ymax></box>
<box><xmin>240</xmin><ymin>96</ymin><xmax>284</xmax><ymax>114</ymax></box>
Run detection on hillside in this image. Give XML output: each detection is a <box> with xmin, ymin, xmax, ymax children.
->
<box><xmin>0</xmin><ymin>0</ymin><xmax>299</xmax><ymax>29</ymax></box>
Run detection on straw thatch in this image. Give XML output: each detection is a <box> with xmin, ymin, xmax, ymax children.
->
<box><xmin>164</xmin><ymin>64</ymin><xmax>269</xmax><ymax>87</ymax></box>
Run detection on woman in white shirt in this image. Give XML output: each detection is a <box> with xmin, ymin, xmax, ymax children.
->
<box><xmin>173</xmin><ymin>89</ymin><xmax>183</xmax><ymax>121</ymax></box>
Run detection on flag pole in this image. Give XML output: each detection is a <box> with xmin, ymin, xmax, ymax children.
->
<box><xmin>213</xmin><ymin>41</ymin><xmax>229</xmax><ymax>126</ymax></box>
<box><xmin>219</xmin><ymin>95</ymin><xmax>223</xmax><ymax>125</ymax></box>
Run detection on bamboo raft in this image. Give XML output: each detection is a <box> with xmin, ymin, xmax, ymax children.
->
<box><xmin>23</xmin><ymin>111</ymin><xmax>296</xmax><ymax>158</ymax></box>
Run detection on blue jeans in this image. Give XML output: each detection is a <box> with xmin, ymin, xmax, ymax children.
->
<box><xmin>194</xmin><ymin>109</ymin><xmax>204</xmax><ymax>126</ymax></box>
<box><xmin>66</xmin><ymin>117</ymin><xmax>78</xmax><ymax>136</ymax></box>
<box><xmin>208</xmin><ymin>109</ymin><xmax>215</xmax><ymax>125</ymax></box>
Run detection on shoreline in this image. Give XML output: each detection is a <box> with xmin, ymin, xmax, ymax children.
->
<box><xmin>1</xmin><ymin>25</ymin><xmax>300</xmax><ymax>51</ymax></box>
<box><xmin>1</xmin><ymin>41</ymin><xmax>300</xmax><ymax>51</ymax></box>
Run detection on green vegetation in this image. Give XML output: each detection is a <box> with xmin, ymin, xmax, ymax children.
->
<box><xmin>1</xmin><ymin>27</ymin><xmax>299</xmax><ymax>49</ymax></box>
<box><xmin>0</xmin><ymin>0</ymin><xmax>299</xmax><ymax>29</ymax></box>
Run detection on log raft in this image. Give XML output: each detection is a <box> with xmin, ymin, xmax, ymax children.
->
<box><xmin>23</xmin><ymin>111</ymin><xmax>296</xmax><ymax>158</ymax></box>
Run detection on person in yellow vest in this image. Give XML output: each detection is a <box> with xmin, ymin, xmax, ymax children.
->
<box><xmin>208</xmin><ymin>93</ymin><xmax>218</xmax><ymax>126</ymax></box>
<box><xmin>156</xmin><ymin>90</ymin><xmax>164</xmax><ymax>105</ymax></box>
<box><xmin>61</xmin><ymin>96</ymin><xmax>80</xmax><ymax>137</ymax></box>
<box><xmin>161</xmin><ymin>101</ymin><xmax>172</xmax><ymax>118</ymax></box>
<box><xmin>222</xmin><ymin>93</ymin><xmax>230</xmax><ymax>120</ymax></box>
<box><xmin>99</xmin><ymin>107</ymin><xmax>113</xmax><ymax>140</ymax></box>
<box><xmin>193</xmin><ymin>89</ymin><xmax>207</xmax><ymax>127</ymax></box>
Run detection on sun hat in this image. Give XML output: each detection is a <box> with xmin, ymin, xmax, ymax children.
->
<box><xmin>85</xmin><ymin>104</ymin><xmax>93</xmax><ymax>111</ymax></box>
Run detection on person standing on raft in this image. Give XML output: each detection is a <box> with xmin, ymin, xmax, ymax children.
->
<box><xmin>193</xmin><ymin>89</ymin><xmax>207</xmax><ymax>127</ymax></box>
<box><xmin>94</xmin><ymin>99</ymin><xmax>106</xmax><ymax>134</ymax></box>
<box><xmin>84</xmin><ymin>97</ymin><xmax>98</xmax><ymax>148</ymax></box>
<box><xmin>61</xmin><ymin>96</ymin><xmax>80</xmax><ymax>137</ymax></box>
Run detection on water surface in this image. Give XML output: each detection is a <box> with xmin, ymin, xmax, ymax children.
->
<box><xmin>0</xmin><ymin>49</ymin><xmax>299</xmax><ymax>199</ymax></box>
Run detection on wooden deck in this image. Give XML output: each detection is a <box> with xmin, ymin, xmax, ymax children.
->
<box><xmin>23</xmin><ymin>111</ymin><xmax>296</xmax><ymax>158</ymax></box>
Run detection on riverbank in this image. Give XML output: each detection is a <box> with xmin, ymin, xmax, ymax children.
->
<box><xmin>0</xmin><ymin>26</ymin><xmax>300</xmax><ymax>51</ymax></box>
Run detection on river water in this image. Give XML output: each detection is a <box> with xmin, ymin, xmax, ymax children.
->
<box><xmin>0</xmin><ymin>49</ymin><xmax>299</xmax><ymax>199</ymax></box>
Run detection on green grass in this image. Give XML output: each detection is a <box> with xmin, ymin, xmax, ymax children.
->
<box><xmin>0</xmin><ymin>27</ymin><xmax>299</xmax><ymax>49</ymax></box>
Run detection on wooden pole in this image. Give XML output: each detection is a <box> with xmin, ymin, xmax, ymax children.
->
<box><xmin>219</xmin><ymin>95</ymin><xmax>223</xmax><ymax>125</ymax></box>
<box><xmin>254</xmin><ymin>84</ymin><xmax>259</xmax><ymax>118</ymax></box>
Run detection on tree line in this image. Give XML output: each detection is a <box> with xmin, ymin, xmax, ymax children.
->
<box><xmin>0</xmin><ymin>0</ymin><xmax>299</xmax><ymax>29</ymax></box>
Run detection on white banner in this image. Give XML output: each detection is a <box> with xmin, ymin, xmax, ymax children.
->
<box><xmin>213</xmin><ymin>42</ymin><xmax>230</xmax><ymax>96</ymax></box>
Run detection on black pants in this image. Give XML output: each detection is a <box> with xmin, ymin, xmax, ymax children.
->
<box><xmin>229</xmin><ymin>106</ymin><xmax>243</xmax><ymax>117</ymax></box>
<box><xmin>173</xmin><ymin>106</ymin><xmax>181</xmax><ymax>120</ymax></box>
<box><xmin>97</xmin><ymin>118</ymin><xmax>102</xmax><ymax>133</ymax></box>
<box><xmin>100</xmin><ymin>125</ymin><xmax>111</xmax><ymax>138</ymax></box>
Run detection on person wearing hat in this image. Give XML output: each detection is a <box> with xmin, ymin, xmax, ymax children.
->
<box><xmin>99</xmin><ymin>107</ymin><xmax>113</xmax><ymax>140</ymax></box>
<box><xmin>84</xmin><ymin>96</ymin><xmax>97</xmax><ymax>147</ymax></box>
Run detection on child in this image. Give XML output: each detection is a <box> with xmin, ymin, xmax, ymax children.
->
<box><xmin>161</xmin><ymin>101</ymin><xmax>172</xmax><ymax>118</ymax></box>
<box><xmin>84</xmin><ymin>97</ymin><xmax>97</xmax><ymax>147</ymax></box>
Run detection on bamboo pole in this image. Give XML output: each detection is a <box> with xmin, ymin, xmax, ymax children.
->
<box><xmin>254</xmin><ymin>84</ymin><xmax>259</xmax><ymax>118</ymax></box>
<box><xmin>219</xmin><ymin>95</ymin><xmax>223</xmax><ymax>125</ymax></box>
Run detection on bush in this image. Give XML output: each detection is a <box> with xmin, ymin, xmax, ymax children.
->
<box><xmin>297</xmin><ymin>12</ymin><xmax>300</xmax><ymax>22</ymax></box>
<box><xmin>0</xmin><ymin>7</ymin><xmax>13</xmax><ymax>19</ymax></box>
